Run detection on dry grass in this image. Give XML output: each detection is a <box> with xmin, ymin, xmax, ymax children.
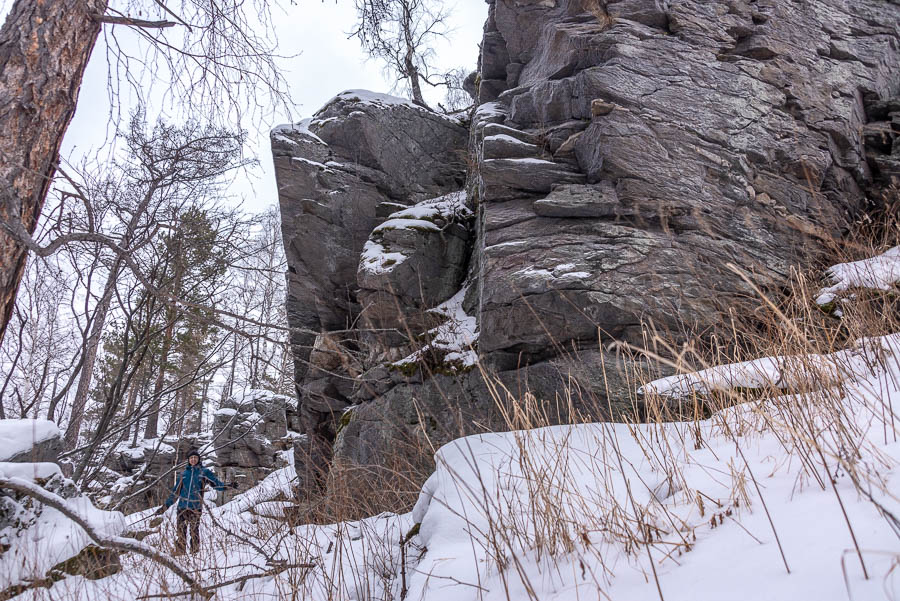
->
<box><xmin>7</xmin><ymin>200</ymin><xmax>900</xmax><ymax>600</ymax></box>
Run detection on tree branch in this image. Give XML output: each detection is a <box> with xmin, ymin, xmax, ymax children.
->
<box><xmin>136</xmin><ymin>562</ymin><xmax>315</xmax><ymax>600</ymax></box>
<box><xmin>0</xmin><ymin>476</ymin><xmax>203</xmax><ymax>594</ymax></box>
<box><xmin>95</xmin><ymin>15</ymin><xmax>177</xmax><ymax>29</ymax></box>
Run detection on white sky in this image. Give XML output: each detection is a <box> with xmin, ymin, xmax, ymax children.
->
<box><xmin>1</xmin><ymin>0</ymin><xmax>487</xmax><ymax>214</ymax></box>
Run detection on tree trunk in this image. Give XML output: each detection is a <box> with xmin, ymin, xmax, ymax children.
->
<box><xmin>404</xmin><ymin>51</ymin><xmax>426</xmax><ymax>108</ymax></box>
<box><xmin>63</xmin><ymin>272</ymin><xmax>116</xmax><ymax>449</ymax></box>
<box><xmin>143</xmin><ymin>314</ymin><xmax>175</xmax><ymax>439</ymax></box>
<box><xmin>0</xmin><ymin>0</ymin><xmax>108</xmax><ymax>344</ymax></box>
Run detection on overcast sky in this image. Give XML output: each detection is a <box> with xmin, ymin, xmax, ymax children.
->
<box><xmin>1</xmin><ymin>0</ymin><xmax>487</xmax><ymax>214</ymax></box>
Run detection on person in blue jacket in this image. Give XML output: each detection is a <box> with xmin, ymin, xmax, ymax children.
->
<box><xmin>155</xmin><ymin>448</ymin><xmax>237</xmax><ymax>554</ymax></box>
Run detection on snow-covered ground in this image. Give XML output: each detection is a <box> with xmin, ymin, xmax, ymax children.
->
<box><xmin>4</xmin><ymin>247</ymin><xmax>900</xmax><ymax>600</ymax></box>
<box><xmin>9</xmin><ymin>330</ymin><xmax>898</xmax><ymax>600</ymax></box>
<box><xmin>0</xmin><ymin>462</ymin><xmax>126</xmax><ymax>589</ymax></box>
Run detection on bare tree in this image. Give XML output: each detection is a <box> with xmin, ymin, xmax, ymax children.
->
<box><xmin>57</xmin><ymin>115</ymin><xmax>249</xmax><ymax>449</ymax></box>
<box><xmin>352</xmin><ymin>0</ymin><xmax>451</xmax><ymax>107</ymax></box>
<box><xmin>0</xmin><ymin>257</ymin><xmax>77</xmax><ymax>419</ymax></box>
<box><xmin>0</xmin><ymin>0</ymin><xmax>290</xmax><ymax>346</ymax></box>
<box><xmin>0</xmin><ymin>0</ymin><xmax>108</xmax><ymax>344</ymax></box>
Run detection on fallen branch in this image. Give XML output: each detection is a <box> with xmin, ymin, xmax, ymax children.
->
<box><xmin>136</xmin><ymin>561</ymin><xmax>315</xmax><ymax>599</ymax></box>
<box><xmin>0</xmin><ymin>476</ymin><xmax>203</xmax><ymax>595</ymax></box>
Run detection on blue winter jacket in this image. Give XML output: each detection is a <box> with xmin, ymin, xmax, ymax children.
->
<box><xmin>164</xmin><ymin>464</ymin><xmax>226</xmax><ymax>511</ymax></box>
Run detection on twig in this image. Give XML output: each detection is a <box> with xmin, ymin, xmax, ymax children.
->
<box><xmin>136</xmin><ymin>562</ymin><xmax>314</xmax><ymax>599</ymax></box>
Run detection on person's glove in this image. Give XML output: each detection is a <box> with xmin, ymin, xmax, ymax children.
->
<box><xmin>154</xmin><ymin>506</ymin><xmax>166</xmax><ymax>516</ymax></box>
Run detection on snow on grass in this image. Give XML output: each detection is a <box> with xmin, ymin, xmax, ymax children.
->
<box><xmin>0</xmin><ymin>419</ymin><xmax>60</xmax><ymax>461</ymax></box>
<box><xmin>817</xmin><ymin>245</ymin><xmax>900</xmax><ymax>306</ymax></box>
<box><xmin>403</xmin><ymin>336</ymin><xmax>900</xmax><ymax>601</ymax></box>
<box><xmin>20</xmin><ymin>326</ymin><xmax>900</xmax><ymax>600</ymax></box>
<box><xmin>637</xmin><ymin>335</ymin><xmax>891</xmax><ymax>399</ymax></box>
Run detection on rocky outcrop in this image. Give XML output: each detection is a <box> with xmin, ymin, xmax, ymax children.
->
<box><xmin>274</xmin><ymin>90</ymin><xmax>468</xmax><ymax>377</ymax></box>
<box><xmin>275</xmin><ymin>0</ymin><xmax>900</xmax><ymax>500</ymax></box>
<box><xmin>274</xmin><ymin>91</ymin><xmax>469</xmax><ymax>493</ymax></box>
<box><xmin>212</xmin><ymin>389</ymin><xmax>298</xmax><ymax>493</ymax></box>
<box><xmin>357</xmin><ymin>191</ymin><xmax>473</xmax><ymax>345</ymax></box>
<box><xmin>472</xmin><ymin>0</ymin><xmax>900</xmax><ymax>380</ymax></box>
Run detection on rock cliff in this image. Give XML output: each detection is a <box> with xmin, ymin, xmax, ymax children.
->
<box><xmin>274</xmin><ymin>1</ymin><xmax>900</xmax><ymax>497</ymax></box>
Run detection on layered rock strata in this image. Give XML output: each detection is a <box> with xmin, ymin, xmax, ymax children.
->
<box><xmin>275</xmin><ymin>0</ymin><xmax>900</xmax><ymax>495</ymax></box>
<box><xmin>274</xmin><ymin>91</ymin><xmax>469</xmax><ymax>491</ymax></box>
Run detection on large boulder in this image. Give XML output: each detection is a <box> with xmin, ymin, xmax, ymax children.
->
<box><xmin>0</xmin><ymin>420</ymin><xmax>62</xmax><ymax>464</ymax></box>
<box><xmin>273</xmin><ymin>91</ymin><xmax>470</xmax><ymax>493</ymax></box>
<box><xmin>473</xmin><ymin>0</ymin><xmax>900</xmax><ymax>369</ymax></box>
<box><xmin>211</xmin><ymin>389</ymin><xmax>297</xmax><ymax>492</ymax></box>
<box><xmin>273</xmin><ymin>90</ymin><xmax>469</xmax><ymax>382</ymax></box>
<box><xmin>275</xmin><ymin>0</ymin><xmax>900</xmax><ymax>501</ymax></box>
<box><xmin>357</xmin><ymin>191</ymin><xmax>473</xmax><ymax>344</ymax></box>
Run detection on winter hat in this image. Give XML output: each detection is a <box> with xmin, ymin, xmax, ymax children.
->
<box><xmin>187</xmin><ymin>448</ymin><xmax>201</xmax><ymax>460</ymax></box>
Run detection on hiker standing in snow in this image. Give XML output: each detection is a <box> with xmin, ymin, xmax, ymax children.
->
<box><xmin>155</xmin><ymin>448</ymin><xmax>237</xmax><ymax>554</ymax></box>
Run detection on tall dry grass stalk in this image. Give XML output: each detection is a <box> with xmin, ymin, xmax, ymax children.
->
<box><xmin>431</xmin><ymin>204</ymin><xmax>900</xmax><ymax>601</ymax></box>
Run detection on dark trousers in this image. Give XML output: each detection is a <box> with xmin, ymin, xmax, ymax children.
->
<box><xmin>176</xmin><ymin>508</ymin><xmax>201</xmax><ymax>554</ymax></box>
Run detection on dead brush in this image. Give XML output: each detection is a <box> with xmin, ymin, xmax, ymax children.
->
<box><xmin>427</xmin><ymin>207</ymin><xmax>900</xmax><ymax>600</ymax></box>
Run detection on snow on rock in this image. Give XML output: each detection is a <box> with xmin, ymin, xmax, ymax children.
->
<box><xmin>392</xmin><ymin>285</ymin><xmax>479</xmax><ymax>370</ymax></box>
<box><xmin>0</xmin><ymin>463</ymin><xmax>126</xmax><ymax>589</ymax></box>
<box><xmin>359</xmin><ymin>190</ymin><xmax>471</xmax><ymax>277</ymax></box>
<box><xmin>484</xmin><ymin>133</ymin><xmax>534</xmax><ymax>145</ymax></box>
<box><xmin>322</xmin><ymin>89</ymin><xmax>463</xmax><ymax>124</ymax></box>
<box><xmin>637</xmin><ymin>335</ymin><xmax>893</xmax><ymax>399</ymax></box>
<box><xmin>0</xmin><ymin>419</ymin><xmax>62</xmax><ymax>463</ymax></box>
<box><xmin>360</xmin><ymin>239</ymin><xmax>409</xmax><ymax>275</ymax></box>
<box><xmin>817</xmin><ymin>245</ymin><xmax>900</xmax><ymax>306</ymax></box>
<box><xmin>271</xmin><ymin>118</ymin><xmax>326</xmax><ymax>145</ymax></box>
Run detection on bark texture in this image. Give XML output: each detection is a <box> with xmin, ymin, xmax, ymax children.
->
<box><xmin>0</xmin><ymin>0</ymin><xmax>108</xmax><ymax>343</ymax></box>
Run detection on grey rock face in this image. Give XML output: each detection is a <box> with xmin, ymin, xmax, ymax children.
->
<box><xmin>357</xmin><ymin>192</ymin><xmax>473</xmax><ymax>342</ymax></box>
<box><xmin>274</xmin><ymin>91</ymin><xmax>468</xmax><ymax>385</ymax></box>
<box><xmin>273</xmin><ymin>91</ymin><xmax>470</xmax><ymax>494</ymax></box>
<box><xmin>475</xmin><ymin>0</ymin><xmax>900</xmax><ymax>368</ymax></box>
<box><xmin>276</xmin><ymin>0</ymin><xmax>900</xmax><ymax>497</ymax></box>
<box><xmin>212</xmin><ymin>389</ymin><xmax>295</xmax><ymax>474</ymax></box>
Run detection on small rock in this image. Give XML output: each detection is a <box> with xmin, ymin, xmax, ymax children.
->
<box><xmin>50</xmin><ymin>545</ymin><xmax>121</xmax><ymax>580</ymax></box>
<box><xmin>590</xmin><ymin>99</ymin><xmax>615</xmax><ymax>117</ymax></box>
